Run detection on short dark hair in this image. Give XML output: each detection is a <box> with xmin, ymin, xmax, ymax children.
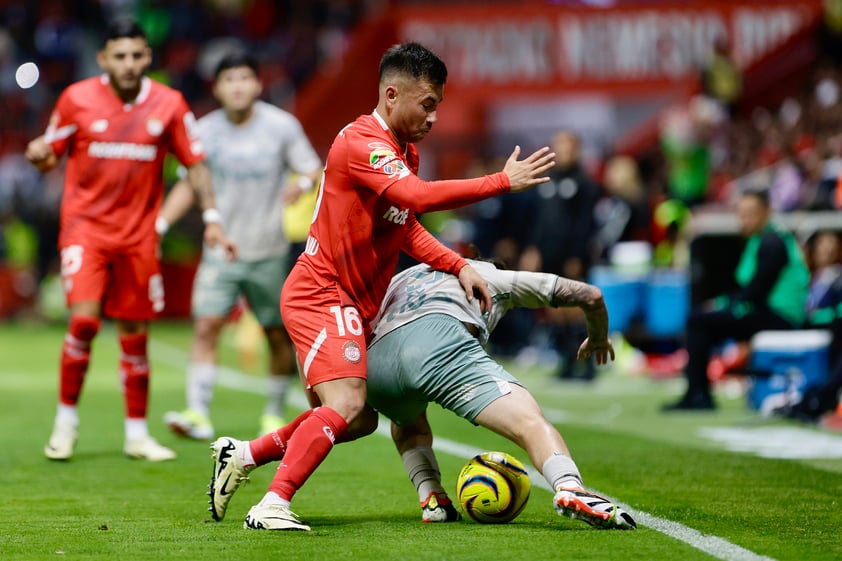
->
<box><xmin>378</xmin><ymin>42</ymin><xmax>447</xmax><ymax>86</ymax></box>
<box><xmin>214</xmin><ymin>50</ymin><xmax>259</xmax><ymax>80</ymax></box>
<box><xmin>102</xmin><ymin>18</ymin><xmax>147</xmax><ymax>47</ymax></box>
<box><xmin>741</xmin><ymin>187</ymin><xmax>770</xmax><ymax>208</ymax></box>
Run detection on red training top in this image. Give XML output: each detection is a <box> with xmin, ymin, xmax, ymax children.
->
<box><xmin>46</xmin><ymin>75</ymin><xmax>204</xmax><ymax>250</ymax></box>
<box><xmin>300</xmin><ymin>110</ymin><xmax>509</xmax><ymax>322</ymax></box>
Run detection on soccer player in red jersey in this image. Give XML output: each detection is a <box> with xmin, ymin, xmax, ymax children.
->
<box><xmin>25</xmin><ymin>19</ymin><xmax>234</xmax><ymax>462</ymax></box>
<box><xmin>208</xmin><ymin>42</ymin><xmax>555</xmax><ymax>530</ymax></box>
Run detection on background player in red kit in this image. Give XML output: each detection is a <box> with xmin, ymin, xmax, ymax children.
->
<box><xmin>25</xmin><ymin>19</ymin><xmax>234</xmax><ymax>462</ymax></box>
<box><xmin>208</xmin><ymin>42</ymin><xmax>556</xmax><ymax>530</ymax></box>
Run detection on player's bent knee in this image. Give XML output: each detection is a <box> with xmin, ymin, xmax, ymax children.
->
<box><xmin>343</xmin><ymin>406</ymin><xmax>379</xmax><ymax>442</ymax></box>
<box><xmin>315</xmin><ymin>377</ymin><xmax>367</xmax><ymax>420</ymax></box>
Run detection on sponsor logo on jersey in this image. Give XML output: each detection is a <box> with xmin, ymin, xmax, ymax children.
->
<box><xmin>368</xmin><ymin>143</ymin><xmax>410</xmax><ymax>179</ymax></box>
<box><xmin>146</xmin><ymin>117</ymin><xmax>163</xmax><ymax>137</ymax></box>
<box><xmin>91</xmin><ymin>119</ymin><xmax>108</xmax><ymax>133</ymax></box>
<box><xmin>88</xmin><ymin>141</ymin><xmax>157</xmax><ymax>162</ymax></box>
<box><xmin>383</xmin><ymin>206</ymin><xmax>409</xmax><ymax>225</ymax></box>
<box><xmin>342</xmin><ymin>340</ymin><xmax>362</xmax><ymax>364</ymax></box>
<box><xmin>369</xmin><ymin>144</ymin><xmax>396</xmax><ymax>168</ymax></box>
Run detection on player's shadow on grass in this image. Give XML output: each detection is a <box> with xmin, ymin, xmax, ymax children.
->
<box><xmin>305</xmin><ymin>514</ymin><xmax>592</xmax><ymax>532</ymax></box>
<box><xmin>302</xmin><ymin>513</ymin><xmax>418</xmax><ymax>527</ymax></box>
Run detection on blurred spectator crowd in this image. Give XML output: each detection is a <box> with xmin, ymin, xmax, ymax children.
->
<box><xmin>2</xmin><ymin>1</ymin><xmax>842</xmax><ymax>350</ymax></box>
<box><xmin>0</xmin><ymin>0</ymin><xmax>371</xmax><ymax>284</ymax></box>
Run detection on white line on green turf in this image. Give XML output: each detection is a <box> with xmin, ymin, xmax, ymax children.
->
<box><xmin>151</xmin><ymin>339</ymin><xmax>777</xmax><ymax>561</ymax></box>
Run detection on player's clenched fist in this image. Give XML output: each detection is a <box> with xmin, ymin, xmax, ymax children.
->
<box><xmin>25</xmin><ymin>136</ymin><xmax>58</xmax><ymax>172</ymax></box>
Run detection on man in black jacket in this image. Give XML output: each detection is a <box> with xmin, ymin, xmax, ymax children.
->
<box><xmin>664</xmin><ymin>189</ymin><xmax>810</xmax><ymax>411</ymax></box>
<box><xmin>520</xmin><ymin>130</ymin><xmax>601</xmax><ymax>380</ymax></box>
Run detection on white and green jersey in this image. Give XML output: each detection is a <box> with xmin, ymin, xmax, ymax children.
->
<box><xmin>370</xmin><ymin>259</ymin><xmax>558</xmax><ymax>346</ymax></box>
<box><xmin>197</xmin><ymin>100</ymin><xmax>321</xmax><ymax>261</ymax></box>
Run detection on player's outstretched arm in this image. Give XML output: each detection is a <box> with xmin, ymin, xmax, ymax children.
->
<box><xmin>25</xmin><ymin>135</ymin><xmax>58</xmax><ymax>173</ymax></box>
<box><xmin>551</xmin><ymin>277</ymin><xmax>615</xmax><ymax>364</ymax></box>
<box><xmin>384</xmin><ymin>147</ymin><xmax>553</xmax><ymax>214</ymax></box>
<box><xmin>502</xmin><ymin>145</ymin><xmax>556</xmax><ymax>193</ymax></box>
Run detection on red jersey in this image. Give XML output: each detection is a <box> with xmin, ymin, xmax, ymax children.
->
<box><xmin>299</xmin><ymin>111</ymin><xmax>509</xmax><ymax>322</ymax></box>
<box><xmin>45</xmin><ymin>75</ymin><xmax>204</xmax><ymax>250</ymax></box>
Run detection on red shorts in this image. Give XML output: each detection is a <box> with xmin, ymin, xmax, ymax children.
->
<box><xmin>280</xmin><ymin>263</ymin><xmax>369</xmax><ymax>389</ymax></box>
<box><xmin>60</xmin><ymin>242</ymin><xmax>163</xmax><ymax>321</ymax></box>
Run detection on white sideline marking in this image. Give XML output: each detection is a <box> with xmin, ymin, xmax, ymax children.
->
<box><xmin>151</xmin><ymin>339</ymin><xmax>777</xmax><ymax>561</ymax></box>
<box><xmin>700</xmin><ymin>426</ymin><xmax>842</xmax><ymax>459</ymax></box>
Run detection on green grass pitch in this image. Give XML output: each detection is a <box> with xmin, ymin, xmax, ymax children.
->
<box><xmin>1</xmin><ymin>320</ymin><xmax>841</xmax><ymax>561</ymax></box>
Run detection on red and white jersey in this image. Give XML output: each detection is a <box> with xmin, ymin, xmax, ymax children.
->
<box><xmin>45</xmin><ymin>75</ymin><xmax>204</xmax><ymax>249</ymax></box>
<box><xmin>299</xmin><ymin>111</ymin><xmax>509</xmax><ymax>322</ymax></box>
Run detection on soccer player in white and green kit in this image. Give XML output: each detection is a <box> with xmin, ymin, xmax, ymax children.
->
<box><xmin>159</xmin><ymin>50</ymin><xmax>322</xmax><ymax>439</ymax></box>
<box><xmin>366</xmin><ymin>257</ymin><xmax>637</xmax><ymax>530</ymax></box>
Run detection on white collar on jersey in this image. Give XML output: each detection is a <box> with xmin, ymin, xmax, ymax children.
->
<box><xmin>100</xmin><ymin>74</ymin><xmax>151</xmax><ymax>110</ymax></box>
<box><xmin>372</xmin><ymin>109</ymin><xmax>389</xmax><ymax>131</ymax></box>
<box><xmin>372</xmin><ymin>109</ymin><xmax>409</xmax><ymax>155</ymax></box>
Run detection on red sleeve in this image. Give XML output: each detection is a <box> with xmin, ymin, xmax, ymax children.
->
<box><xmin>345</xmin><ymin>128</ymin><xmax>509</xmax><ymax>212</ymax></box>
<box><xmin>385</xmin><ymin>172</ymin><xmax>510</xmax><ymax>213</ymax></box>
<box><xmin>346</xmin><ymin>132</ymin><xmax>414</xmax><ymax>196</ymax></box>
<box><xmin>168</xmin><ymin>94</ymin><xmax>204</xmax><ymax>167</ymax></box>
<box><xmin>401</xmin><ymin>215</ymin><xmax>467</xmax><ymax>275</ymax></box>
<box><xmin>44</xmin><ymin>91</ymin><xmax>76</xmax><ymax>158</ymax></box>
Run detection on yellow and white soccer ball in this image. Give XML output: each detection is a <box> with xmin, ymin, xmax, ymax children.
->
<box><xmin>456</xmin><ymin>451</ymin><xmax>531</xmax><ymax>523</ymax></box>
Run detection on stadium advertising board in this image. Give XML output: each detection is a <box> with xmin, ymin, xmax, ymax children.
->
<box><xmin>397</xmin><ymin>0</ymin><xmax>823</xmax><ymax>95</ymax></box>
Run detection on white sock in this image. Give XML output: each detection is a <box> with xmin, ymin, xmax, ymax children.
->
<box><xmin>264</xmin><ymin>374</ymin><xmax>291</xmax><ymax>418</ymax></box>
<box><xmin>542</xmin><ymin>452</ymin><xmax>584</xmax><ymax>491</ymax></box>
<box><xmin>125</xmin><ymin>418</ymin><xmax>149</xmax><ymax>441</ymax></box>
<box><xmin>240</xmin><ymin>442</ymin><xmax>256</xmax><ymax>469</ymax></box>
<box><xmin>56</xmin><ymin>403</ymin><xmax>79</xmax><ymax>426</ymax></box>
<box><xmin>258</xmin><ymin>491</ymin><xmax>289</xmax><ymax>508</ymax></box>
<box><xmin>401</xmin><ymin>446</ymin><xmax>447</xmax><ymax>502</ymax></box>
<box><xmin>186</xmin><ymin>362</ymin><xmax>217</xmax><ymax>417</ymax></box>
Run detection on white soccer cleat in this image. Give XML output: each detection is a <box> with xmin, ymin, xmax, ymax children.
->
<box><xmin>124</xmin><ymin>436</ymin><xmax>177</xmax><ymax>462</ymax></box>
<box><xmin>421</xmin><ymin>492</ymin><xmax>462</xmax><ymax>523</ymax></box>
<box><xmin>554</xmin><ymin>487</ymin><xmax>636</xmax><ymax>530</ymax></box>
<box><xmin>209</xmin><ymin>437</ymin><xmax>250</xmax><ymax>521</ymax></box>
<box><xmin>164</xmin><ymin>409</ymin><xmax>214</xmax><ymax>440</ymax></box>
<box><xmin>44</xmin><ymin>421</ymin><xmax>78</xmax><ymax>461</ymax></box>
<box><xmin>243</xmin><ymin>504</ymin><xmax>310</xmax><ymax>531</ymax></box>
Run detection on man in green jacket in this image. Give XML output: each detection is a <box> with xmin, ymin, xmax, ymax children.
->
<box><xmin>664</xmin><ymin>188</ymin><xmax>809</xmax><ymax>411</ymax></box>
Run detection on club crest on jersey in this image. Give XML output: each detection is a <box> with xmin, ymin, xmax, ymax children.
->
<box><xmin>342</xmin><ymin>340</ymin><xmax>362</xmax><ymax>364</ymax></box>
<box><xmin>146</xmin><ymin>118</ymin><xmax>164</xmax><ymax>137</ymax></box>
<box><xmin>91</xmin><ymin>119</ymin><xmax>108</xmax><ymax>133</ymax></box>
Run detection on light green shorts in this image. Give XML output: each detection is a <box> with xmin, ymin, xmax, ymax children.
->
<box><xmin>366</xmin><ymin>313</ymin><xmax>521</xmax><ymax>426</ymax></box>
<box><xmin>191</xmin><ymin>252</ymin><xmax>288</xmax><ymax>327</ymax></box>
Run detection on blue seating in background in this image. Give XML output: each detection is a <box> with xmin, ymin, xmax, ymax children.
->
<box><xmin>588</xmin><ymin>266</ymin><xmax>689</xmax><ymax>337</ymax></box>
